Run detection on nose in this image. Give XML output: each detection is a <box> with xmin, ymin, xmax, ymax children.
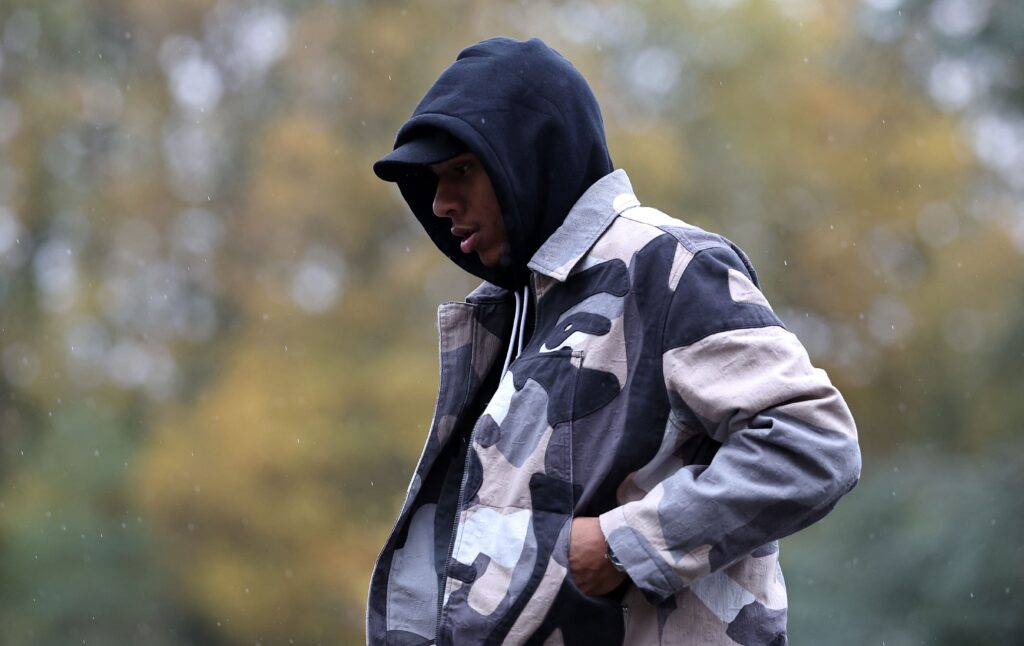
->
<box><xmin>432</xmin><ymin>177</ymin><xmax>460</xmax><ymax>219</ymax></box>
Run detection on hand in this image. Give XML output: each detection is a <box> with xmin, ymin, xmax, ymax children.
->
<box><xmin>568</xmin><ymin>517</ymin><xmax>627</xmax><ymax>596</ymax></box>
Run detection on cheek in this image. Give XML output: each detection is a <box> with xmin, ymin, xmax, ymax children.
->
<box><xmin>485</xmin><ymin>218</ymin><xmax>505</xmax><ymax>251</ymax></box>
<box><xmin>483</xmin><ymin>201</ymin><xmax>505</xmax><ymax>239</ymax></box>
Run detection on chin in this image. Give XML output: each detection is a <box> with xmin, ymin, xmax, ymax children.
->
<box><xmin>478</xmin><ymin>250</ymin><xmax>501</xmax><ymax>268</ymax></box>
<box><xmin>477</xmin><ymin>245</ymin><xmax>510</xmax><ymax>269</ymax></box>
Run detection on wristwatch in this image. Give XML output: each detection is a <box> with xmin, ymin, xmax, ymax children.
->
<box><xmin>606</xmin><ymin>542</ymin><xmax>627</xmax><ymax>573</ymax></box>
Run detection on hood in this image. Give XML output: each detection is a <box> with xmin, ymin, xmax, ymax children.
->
<box><xmin>379</xmin><ymin>37</ymin><xmax>614</xmax><ymax>289</ymax></box>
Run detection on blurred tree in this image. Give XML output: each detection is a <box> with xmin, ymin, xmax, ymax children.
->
<box><xmin>0</xmin><ymin>407</ymin><xmax>202</xmax><ymax>645</ymax></box>
<box><xmin>784</xmin><ymin>439</ymin><xmax>1024</xmax><ymax>645</ymax></box>
<box><xmin>130</xmin><ymin>4</ymin><xmax>483</xmax><ymax>642</ymax></box>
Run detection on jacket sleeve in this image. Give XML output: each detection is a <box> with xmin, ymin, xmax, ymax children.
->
<box><xmin>598</xmin><ymin>243</ymin><xmax>861</xmax><ymax>605</ymax></box>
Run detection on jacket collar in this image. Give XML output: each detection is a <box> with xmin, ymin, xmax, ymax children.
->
<box><xmin>526</xmin><ymin>169</ymin><xmax>640</xmax><ymax>282</ymax></box>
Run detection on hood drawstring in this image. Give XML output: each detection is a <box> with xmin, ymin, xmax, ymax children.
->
<box><xmin>500</xmin><ymin>285</ymin><xmax>530</xmax><ymax>379</ymax></box>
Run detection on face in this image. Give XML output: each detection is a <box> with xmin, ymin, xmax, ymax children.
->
<box><xmin>430</xmin><ymin>152</ymin><xmax>509</xmax><ymax>268</ymax></box>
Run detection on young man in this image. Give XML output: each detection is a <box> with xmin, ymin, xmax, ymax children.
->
<box><xmin>369</xmin><ymin>38</ymin><xmax>860</xmax><ymax>645</ymax></box>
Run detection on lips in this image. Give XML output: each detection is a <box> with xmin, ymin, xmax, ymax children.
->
<box><xmin>460</xmin><ymin>231</ymin><xmax>481</xmax><ymax>254</ymax></box>
<box><xmin>451</xmin><ymin>226</ymin><xmax>480</xmax><ymax>254</ymax></box>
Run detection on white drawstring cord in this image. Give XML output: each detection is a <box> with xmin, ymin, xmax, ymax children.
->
<box><xmin>500</xmin><ymin>290</ymin><xmax>522</xmax><ymax>379</ymax></box>
<box><xmin>500</xmin><ymin>285</ymin><xmax>532</xmax><ymax>380</ymax></box>
<box><xmin>516</xmin><ymin>285</ymin><xmax>529</xmax><ymax>357</ymax></box>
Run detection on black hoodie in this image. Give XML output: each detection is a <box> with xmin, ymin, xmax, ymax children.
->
<box><xmin>378</xmin><ymin>37</ymin><xmax>614</xmax><ymax>289</ymax></box>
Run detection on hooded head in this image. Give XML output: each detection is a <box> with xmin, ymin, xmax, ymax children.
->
<box><xmin>374</xmin><ymin>37</ymin><xmax>613</xmax><ymax>289</ymax></box>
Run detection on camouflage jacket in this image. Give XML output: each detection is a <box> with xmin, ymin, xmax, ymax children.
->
<box><xmin>367</xmin><ymin>170</ymin><xmax>861</xmax><ymax>645</ymax></box>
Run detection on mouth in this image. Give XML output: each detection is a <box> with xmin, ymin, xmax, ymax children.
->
<box><xmin>451</xmin><ymin>226</ymin><xmax>480</xmax><ymax>254</ymax></box>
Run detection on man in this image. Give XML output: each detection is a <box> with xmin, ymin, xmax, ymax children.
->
<box><xmin>368</xmin><ymin>37</ymin><xmax>860</xmax><ymax>645</ymax></box>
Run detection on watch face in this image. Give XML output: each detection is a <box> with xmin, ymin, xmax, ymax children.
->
<box><xmin>606</xmin><ymin>544</ymin><xmax>626</xmax><ymax>573</ymax></box>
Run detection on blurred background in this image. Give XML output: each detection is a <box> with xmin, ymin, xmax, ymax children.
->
<box><xmin>0</xmin><ymin>0</ymin><xmax>1021</xmax><ymax>643</ymax></box>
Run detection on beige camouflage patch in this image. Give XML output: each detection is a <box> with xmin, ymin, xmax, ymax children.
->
<box><xmin>727</xmin><ymin>268</ymin><xmax>771</xmax><ymax>309</ymax></box>
<box><xmin>505</xmin><ymin>554</ymin><xmax>568</xmax><ymax>643</ymax></box>
<box><xmin>668</xmin><ymin>242</ymin><xmax>694</xmax><ymax>291</ymax></box>
<box><xmin>661</xmin><ymin>586</ymin><xmax>740</xmax><ymax>645</ymax></box>
<box><xmin>542</xmin><ymin>627</ymin><xmax>565</xmax><ymax>645</ymax></box>
<box><xmin>467</xmin><ymin>559</ymin><xmax>515</xmax><ymax>616</ymax></box>
<box><xmin>675</xmin><ymin>544</ymin><xmax>714</xmax><ymax>584</ymax></box>
<box><xmin>474</xmin><ymin>424</ymin><xmax>556</xmax><ymax>509</ymax></box>
<box><xmin>619</xmin><ymin>205</ymin><xmax>682</xmax><ymax>228</ymax></box>
<box><xmin>621</xmin><ymin>585</ymin><xmax>661</xmax><ymax>646</ymax></box>
<box><xmin>665</xmin><ymin>326</ymin><xmax>857</xmax><ymax>438</ymax></box>
<box><xmin>601</xmin><ymin>485</ymin><xmax>667</xmax><ymax>556</ymax></box>
<box><xmin>589</xmin><ymin>216</ymin><xmax>664</xmax><ymax>266</ymax></box>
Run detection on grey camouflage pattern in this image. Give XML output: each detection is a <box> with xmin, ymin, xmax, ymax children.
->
<box><xmin>367</xmin><ymin>170</ymin><xmax>860</xmax><ymax>645</ymax></box>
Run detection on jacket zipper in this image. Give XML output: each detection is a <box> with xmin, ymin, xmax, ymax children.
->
<box><xmin>529</xmin><ymin>274</ymin><xmax>539</xmax><ymax>344</ymax></box>
<box><xmin>436</xmin><ymin>285</ymin><xmax>537</xmax><ymax>641</ymax></box>
<box><xmin>436</xmin><ymin>306</ymin><xmax>486</xmax><ymax>640</ymax></box>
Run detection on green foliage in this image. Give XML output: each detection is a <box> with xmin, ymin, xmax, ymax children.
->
<box><xmin>0</xmin><ymin>407</ymin><xmax>192</xmax><ymax>645</ymax></box>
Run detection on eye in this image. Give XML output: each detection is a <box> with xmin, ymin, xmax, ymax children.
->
<box><xmin>455</xmin><ymin>161</ymin><xmax>473</xmax><ymax>175</ymax></box>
